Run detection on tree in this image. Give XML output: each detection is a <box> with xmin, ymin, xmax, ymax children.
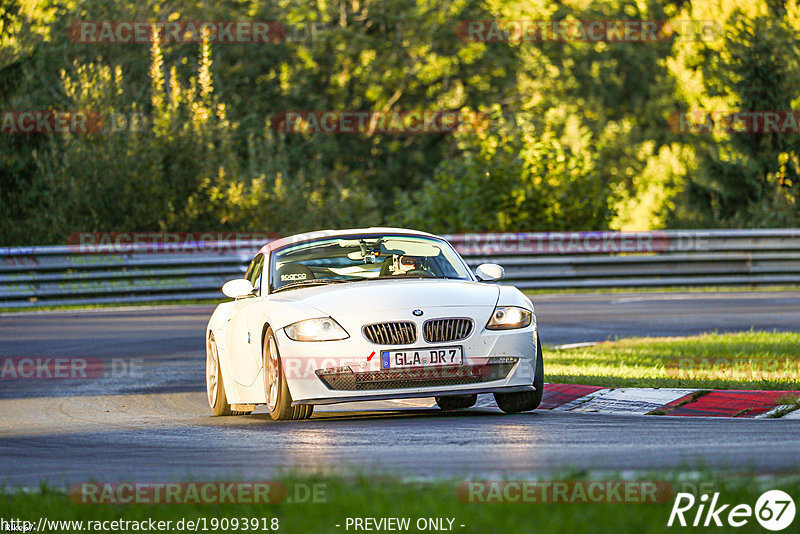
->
<box><xmin>666</xmin><ymin>3</ymin><xmax>800</xmax><ymax>227</ymax></box>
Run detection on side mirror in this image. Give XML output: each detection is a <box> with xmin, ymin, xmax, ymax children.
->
<box><xmin>475</xmin><ymin>263</ymin><xmax>504</xmax><ymax>282</ymax></box>
<box><xmin>222</xmin><ymin>278</ymin><xmax>255</xmax><ymax>299</ymax></box>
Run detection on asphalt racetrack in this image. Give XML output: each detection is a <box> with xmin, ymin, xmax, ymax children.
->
<box><xmin>2</xmin><ymin>291</ymin><xmax>800</xmax><ymax>486</ymax></box>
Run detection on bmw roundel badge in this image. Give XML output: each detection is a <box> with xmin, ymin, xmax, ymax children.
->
<box><xmin>412</xmin><ymin>309</ymin><xmax>423</xmax><ymax>317</ymax></box>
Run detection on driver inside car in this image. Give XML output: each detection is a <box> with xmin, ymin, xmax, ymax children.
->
<box><xmin>392</xmin><ymin>254</ymin><xmax>427</xmax><ymax>275</ymax></box>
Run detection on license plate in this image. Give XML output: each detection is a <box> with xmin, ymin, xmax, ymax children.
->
<box><xmin>381</xmin><ymin>346</ymin><xmax>463</xmax><ymax>369</ymax></box>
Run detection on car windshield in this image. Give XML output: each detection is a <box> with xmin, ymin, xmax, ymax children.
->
<box><xmin>269</xmin><ymin>234</ymin><xmax>471</xmax><ymax>292</ymax></box>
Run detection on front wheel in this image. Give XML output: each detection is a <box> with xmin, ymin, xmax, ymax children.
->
<box><xmin>494</xmin><ymin>338</ymin><xmax>544</xmax><ymax>413</ymax></box>
<box><xmin>206</xmin><ymin>333</ymin><xmax>252</xmax><ymax>416</ymax></box>
<box><xmin>263</xmin><ymin>328</ymin><xmax>313</xmax><ymax>421</ymax></box>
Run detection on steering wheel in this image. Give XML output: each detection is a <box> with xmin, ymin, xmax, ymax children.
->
<box><xmin>405</xmin><ymin>269</ymin><xmax>435</xmax><ymax>277</ymax></box>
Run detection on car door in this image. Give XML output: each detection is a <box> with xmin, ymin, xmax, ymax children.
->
<box><xmin>226</xmin><ymin>253</ymin><xmax>265</xmax><ymax>386</ymax></box>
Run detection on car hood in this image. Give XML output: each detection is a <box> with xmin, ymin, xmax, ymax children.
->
<box><xmin>270</xmin><ymin>279</ymin><xmax>500</xmax><ymax>314</ymax></box>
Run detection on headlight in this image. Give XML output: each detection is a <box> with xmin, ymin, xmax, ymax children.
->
<box><xmin>486</xmin><ymin>306</ymin><xmax>533</xmax><ymax>330</ymax></box>
<box><xmin>284</xmin><ymin>318</ymin><xmax>349</xmax><ymax>341</ymax></box>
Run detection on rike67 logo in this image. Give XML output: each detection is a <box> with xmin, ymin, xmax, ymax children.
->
<box><xmin>668</xmin><ymin>490</ymin><xmax>796</xmax><ymax>531</ymax></box>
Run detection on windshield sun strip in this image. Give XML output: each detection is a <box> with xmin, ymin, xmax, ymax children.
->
<box><xmin>268</xmin><ymin>234</ymin><xmax>471</xmax><ymax>293</ymax></box>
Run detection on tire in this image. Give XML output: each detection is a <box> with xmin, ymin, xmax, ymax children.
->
<box><xmin>494</xmin><ymin>338</ymin><xmax>544</xmax><ymax>413</ymax></box>
<box><xmin>206</xmin><ymin>333</ymin><xmax>252</xmax><ymax>416</ymax></box>
<box><xmin>435</xmin><ymin>394</ymin><xmax>477</xmax><ymax>411</ymax></box>
<box><xmin>263</xmin><ymin>328</ymin><xmax>314</xmax><ymax>421</ymax></box>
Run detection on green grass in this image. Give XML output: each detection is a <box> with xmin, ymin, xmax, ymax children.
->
<box><xmin>546</xmin><ymin>331</ymin><xmax>800</xmax><ymax>390</ymax></box>
<box><xmin>2</xmin><ymin>474</ymin><xmax>798</xmax><ymax>534</ymax></box>
<box><xmin>767</xmin><ymin>398</ymin><xmax>800</xmax><ymax>418</ymax></box>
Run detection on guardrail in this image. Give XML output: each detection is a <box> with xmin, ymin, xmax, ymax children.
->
<box><xmin>1</xmin><ymin>229</ymin><xmax>799</xmax><ymax>308</ymax></box>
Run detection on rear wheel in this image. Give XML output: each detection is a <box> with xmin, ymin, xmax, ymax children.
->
<box><xmin>435</xmin><ymin>394</ymin><xmax>477</xmax><ymax>411</ymax></box>
<box><xmin>494</xmin><ymin>338</ymin><xmax>544</xmax><ymax>413</ymax></box>
<box><xmin>263</xmin><ymin>328</ymin><xmax>314</xmax><ymax>421</ymax></box>
<box><xmin>206</xmin><ymin>333</ymin><xmax>252</xmax><ymax>416</ymax></box>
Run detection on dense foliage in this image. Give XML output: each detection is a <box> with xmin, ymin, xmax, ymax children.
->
<box><xmin>1</xmin><ymin>0</ymin><xmax>799</xmax><ymax>244</ymax></box>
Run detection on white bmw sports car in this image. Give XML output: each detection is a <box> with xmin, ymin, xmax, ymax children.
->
<box><xmin>205</xmin><ymin>228</ymin><xmax>543</xmax><ymax>420</ymax></box>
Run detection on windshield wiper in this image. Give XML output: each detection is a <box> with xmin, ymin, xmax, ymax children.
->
<box><xmin>272</xmin><ymin>279</ymin><xmax>349</xmax><ymax>293</ymax></box>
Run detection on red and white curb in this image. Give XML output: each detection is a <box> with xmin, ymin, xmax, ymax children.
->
<box><xmin>471</xmin><ymin>384</ymin><xmax>800</xmax><ymax>418</ymax></box>
<box><xmin>552</xmin><ymin>387</ymin><xmax>697</xmax><ymax>415</ymax></box>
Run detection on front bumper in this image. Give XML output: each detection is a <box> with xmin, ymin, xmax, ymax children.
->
<box><xmin>314</xmin><ymin>360</ymin><xmax>517</xmax><ymax>391</ymax></box>
<box><xmin>294</xmin><ymin>385</ymin><xmax>535</xmax><ymax>406</ymax></box>
<box><xmin>275</xmin><ymin>305</ymin><xmax>538</xmax><ymax>405</ymax></box>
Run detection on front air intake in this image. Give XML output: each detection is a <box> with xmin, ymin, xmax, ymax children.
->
<box><xmin>362</xmin><ymin>321</ymin><xmax>417</xmax><ymax>345</ymax></box>
<box><xmin>423</xmin><ymin>318</ymin><xmax>474</xmax><ymax>343</ymax></box>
